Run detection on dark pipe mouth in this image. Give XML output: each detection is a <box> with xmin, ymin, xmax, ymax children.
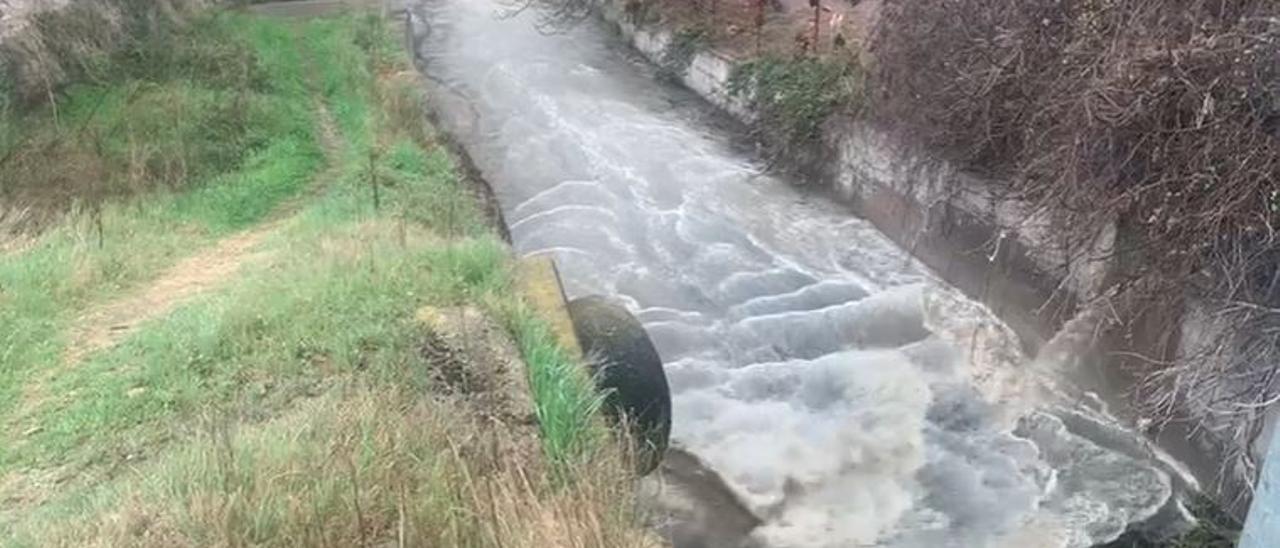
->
<box><xmin>567</xmin><ymin>294</ymin><xmax>672</xmax><ymax>474</ymax></box>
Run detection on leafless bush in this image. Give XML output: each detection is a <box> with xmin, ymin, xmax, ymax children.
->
<box><xmin>873</xmin><ymin>0</ymin><xmax>1280</xmax><ymax>499</ymax></box>
<box><xmin>498</xmin><ymin>0</ymin><xmax>594</xmax><ymax>33</ymax></box>
<box><xmin>0</xmin><ymin>0</ymin><xmax>213</xmax><ymax>107</ymax></box>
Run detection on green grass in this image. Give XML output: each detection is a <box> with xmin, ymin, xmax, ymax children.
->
<box><xmin>0</xmin><ymin>14</ymin><xmax>324</xmax><ymax>429</ymax></box>
<box><xmin>1</xmin><ymin>9</ymin><xmax>620</xmax><ymax>546</ymax></box>
<box><xmin>500</xmin><ymin>301</ymin><xmax>607</xmax><ymax>468</ymax></box>
<box><xmin>2</xmin><ymin>135</ymin><xmax>598</xmax><ymax>473</ymax></box>
<box><xmin>2</xmin><ymin>12</ymin><xmax>317</xmax><ymax>209</ymax></box>
<box><xmin>728</xmin><ymin>55</ymin><xmax>862</xmax><ymax>144</ymax></box>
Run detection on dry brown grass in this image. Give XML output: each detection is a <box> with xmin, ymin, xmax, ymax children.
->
<box><xmin>376</xmin><ymin>69</ymin><xmax>434</xmax><ymax>147</ymax></box>
<box><xmin>15</xmin><ymin>385</ymin><xmax>657</xmax><ymax>548</ymax></box>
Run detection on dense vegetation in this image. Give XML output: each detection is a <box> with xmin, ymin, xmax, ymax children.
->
<box><xmin>0</xmin><ymin>7</ymin><xmax>646</xmax><ymax>547</ymax></box>
<box><xmin>728</xmin><ymin>55</ymin><xmax>860</xmax><ymax>146</ymax></box>
<box><xmin>0</xmin><ymin>0</ymin><xmax>305</xmax><ymax>231</ymax></box>
<box><xmin>872</xmin><ymin>0</ymin><xmax>1280</xmax><ymax>504</ymax></box>
<box><xmin>606</xmin><ymin>0</ymin><xmax>1277</xmax><ymax>510</ymax></box>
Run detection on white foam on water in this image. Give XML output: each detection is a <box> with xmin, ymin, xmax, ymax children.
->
<box><xmin>665</xmin><ymin>286</ymin><xmax>1039</xmax><ymax>547</ymax></box>
<box><xmin>412</xmin><ymin>2</ymin><xmax>1186</xmax><ymax>545</ymax></box>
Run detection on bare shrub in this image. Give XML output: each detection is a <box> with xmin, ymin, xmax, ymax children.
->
<box><xmin>0</xmin><ymin>0</ymin><xmax>214</xmax><ymax>107</ymax></box>
<box><xmin>499</xmin><ymin>0</ymin><xmax>595</xmax><ymax>33</ymax></box>
<box><xmin>873</xmin><ymin>0</ymin><xmax>1280</xmax><ymax>500</ymax></box>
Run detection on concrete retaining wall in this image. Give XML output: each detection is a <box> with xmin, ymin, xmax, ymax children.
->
<box><xmin>596</xmin><ymin>0</ymin><xmax>1114</xmax><ymax>348</ymax></box>
<box><xmin>1243</xmin><ymin>429</ymin><xmax>1280</xmax><ymax>546</ymax></box>
<box><xmin>593</xmin><ymin>0</ymin><xmax>1273</xmax><ymax>520</ymax></box>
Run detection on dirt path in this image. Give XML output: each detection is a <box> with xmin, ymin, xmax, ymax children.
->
<box><xmin>71</xmin><ymin>92</ymin><xmax>344</xmax><ymax>352</ymax></box>
<box><xmin>63</xmin><ymin>100</ymin><xmax>342</xmax><ymax>364</ymax></box>
<box><xmin>6</xmin><ymin>96</ymin><xmax>343</xmax><ymax>440</ymax></box>
<box><xmin>6</xmin><ymin>8</ymin><xmax>351</xmax><ymax>439</ymax></box>
<box><xmin>60</xmin><ymin>226</ymin><xmax>277</xmax><ymax>365</ymax></box>
<box><xmin>9</xmin><ymin>222</ymin><xmax>273</xmax><ymax>433</ymax></box>
<box><xmin>1</xmin><ymin>13</ymin><xmax>363</xmax><ymax>523</ymax></box>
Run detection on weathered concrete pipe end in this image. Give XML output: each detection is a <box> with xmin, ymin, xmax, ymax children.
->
<box><xmin>516</xmin><ymin>254</ymin><xmax>673</xmax><ymax>475</ymax></box>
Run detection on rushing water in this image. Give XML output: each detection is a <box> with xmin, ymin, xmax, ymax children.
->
<box><xmin>407</xmin><ymin>2</ymin><xmax>1183</xmax><ymax>546</ymax></box>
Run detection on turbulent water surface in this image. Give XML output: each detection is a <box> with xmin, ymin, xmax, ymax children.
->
<box><xmin>407</xmin><ymin>2</ymin><xmax>1182</xmax><ymax>546</ymax></box>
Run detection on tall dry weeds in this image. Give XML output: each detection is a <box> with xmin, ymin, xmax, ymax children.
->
<box><xmin>32</xmin><ymin>386</ymin><xmax>657</xmax><ymax>548</ymax></box>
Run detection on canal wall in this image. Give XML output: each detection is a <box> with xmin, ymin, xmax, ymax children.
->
<box><xmin>1243</xmin><ymin>429</ymin><xmax>1280</xmax><ymax>547</ymax></box>
<box><xmin>594</xmin><ymin>0</ymin><xmax>1113</xmax><ymax>352</ymax></box>
<box><xmin>590</xmin><ymin>0</ymin><xmax>1267</xmax><ymax>527</ymax></box>
<box><xmin>598</xmin><ymin>0</ymin><xmax>1130</xmax><ymax>358</ymax></box>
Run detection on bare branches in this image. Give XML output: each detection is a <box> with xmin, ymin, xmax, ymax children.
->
<box><xmin>497</xmin><ymin>0</ymin><xmax>594</xmax><ymax>34</ymax></box>
<box><xmin>873</xmin><ymin>0</ymin><xmax>1280</xmax><ymax>501</ymax></box>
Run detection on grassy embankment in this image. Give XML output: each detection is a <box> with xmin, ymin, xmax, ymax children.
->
<box><xmin>1</xmin><ymin>8</ymin><xmax>648</xmax><ymax>547</ymax></box>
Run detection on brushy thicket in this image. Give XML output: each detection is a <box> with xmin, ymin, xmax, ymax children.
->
<box><xmin>3</xmin><ymin>10</ymin><xmax>643</xmax><ymax>546</ymax></box>
<box><xmin>0</xmin><ymin>1</ymin><xmax>202</xmax><ymax>103</ymax></box>
<box><xmin>872</xmin><ymin>0</ymin><xmax>1280</xmax><ymax>499</ymax></box>
<box><xmin>0</xmin><ymin>0</ymin><xmax>288</xmax><ymax>232</ymax></box>
<box><xmin>729</xmin><ymin>55</ymin><xmax>861</xmax><ymax>146</ymax></box>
